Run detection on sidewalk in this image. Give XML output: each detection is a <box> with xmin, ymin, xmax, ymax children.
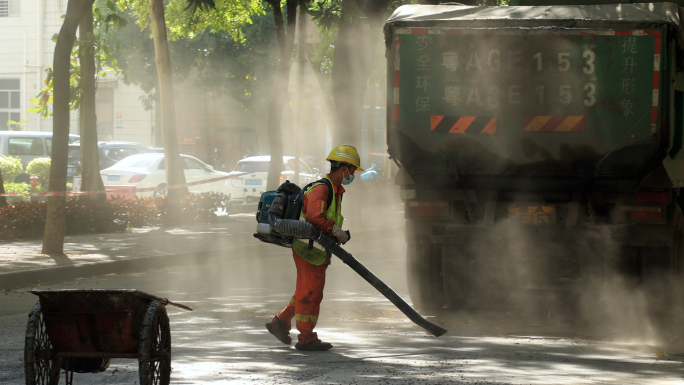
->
<box><xmin>0</xmin><ymin>216</ymin><xmax>258</xmax><ymax>290</ymax></box>
<box><xmin>0</xmin><ymin>203</ymin><xmax>405</xmax><ymax>290</ymax></box>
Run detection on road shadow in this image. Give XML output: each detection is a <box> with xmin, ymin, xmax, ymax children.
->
<box><xmin>45</xmin><ymin>252</ymin><xmax>74</xmax><ymax>266</ymax></box>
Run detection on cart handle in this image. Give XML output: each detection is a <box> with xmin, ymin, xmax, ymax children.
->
<box><xmin>133</xmin><ymin>292</ymin><xmax>193</xmax><ymax>311</ymax></box>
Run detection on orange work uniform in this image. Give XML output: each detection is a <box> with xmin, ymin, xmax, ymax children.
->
<box><xmin>275</xmin><ymin>177</ymin><xmax>344</xmax><ymax>345</ymax></box>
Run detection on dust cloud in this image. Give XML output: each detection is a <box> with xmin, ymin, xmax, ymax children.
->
<box><xmin>434</xmin><ymin>213</ymin><xmax>684</xmax><ymax>352</ymax></box>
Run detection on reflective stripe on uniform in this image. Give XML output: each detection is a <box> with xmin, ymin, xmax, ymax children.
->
<box><xmin>288</xmin><ymin>296</ymin><xmax>296</xmax><ymax>306</ymax></box>
<box><xmin>295</xmin><ymin>313</ymin><xmax>319</xmax><ymax>323</ymax></box>
<box><xmin>292</xmin><ymin>176</ymin><xmax>343</xmax><ymax>265</ymax></box>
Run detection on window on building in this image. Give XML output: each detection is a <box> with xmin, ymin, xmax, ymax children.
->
<box><xmin>96</xmin><ymin>88</ymin><xmax>114</xmax><ymax>140</ymax></box>
<box><xmin>0</xmin><ymin>0</ymin><xmax>20</xmax><ymax>17</ymax></box>
<box><xmin>0</xmin><ymin>79</ymin><xmax>20</xmax><ymax>131</ymax></box>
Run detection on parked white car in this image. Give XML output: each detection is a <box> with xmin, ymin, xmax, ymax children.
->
<box><xmin>225</xmin><ymin>156</ymin><xmax>321</xmax><ymax>202</ymax></box>
<box><xmin>100</xmin><ymin>153</ymin><xmax>230</xmax><ymax>197</ymax></box>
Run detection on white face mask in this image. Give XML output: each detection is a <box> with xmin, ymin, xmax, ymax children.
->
<box><xmin>342</xmin><ymin>167</ymin><xmax>354</xmax><ymax>185</ymax></box>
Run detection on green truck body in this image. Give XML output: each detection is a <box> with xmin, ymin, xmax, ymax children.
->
<box><xmin>385</xmin><ymin>3</ymin><xmax>684</xmax><ymax>309</ymax></box>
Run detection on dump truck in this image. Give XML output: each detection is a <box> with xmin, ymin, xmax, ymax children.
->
<box><xmin>384</xmin><ymin>2</ymin><xmax>684</xmax><ymax>310</ymax></box>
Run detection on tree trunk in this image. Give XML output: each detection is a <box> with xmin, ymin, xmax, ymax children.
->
<box><xmin>0</xmin><ymin>170</ymin><xmax>6</xmax><ymax>207</ymax></box>
<box><xmin>42</xmin><ymin>0</ymin><xmax>94</xmax><ymax>255</ymax></box>
<box><xmin>149</xmin><ymin>0</ymin><xmax>188</xmax><ymax>199</ymax></box>
<box><xmin>331</xmin><ymin>0</ymin><xmax>390</xmax><ymax>150</ymax></box>
<box><xmin>265</xmin><ymin>0</ymin><xmax>297</xmax><ymax>191</ymax></box>
<box><xmin>79</xmin><ymin>5</ymin><xmax>105</xmax><ymax>200</ymax></box>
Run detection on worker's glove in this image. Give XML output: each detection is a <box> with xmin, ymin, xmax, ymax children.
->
<box><xmin>331</xmin><ymin>225</ymin><xmax>349</xmax><ymax>245</ymax></box>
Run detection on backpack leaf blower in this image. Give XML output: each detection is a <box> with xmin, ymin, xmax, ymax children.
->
<box><xmin>254</xmin><ymin>181</ymin><xmax>447</xmax><ymax>338</ymax></box>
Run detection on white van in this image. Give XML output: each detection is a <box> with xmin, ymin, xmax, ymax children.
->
<box><xmin>0</xmin><ymin>131</ymin><xmax>80</xmax><ymax>182</ymax></box>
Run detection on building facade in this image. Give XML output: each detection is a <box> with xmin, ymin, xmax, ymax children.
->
<box><xmin>0</xmin><ymin>0</ymin><xmax>264</xmax><ymax>169</ymax></box>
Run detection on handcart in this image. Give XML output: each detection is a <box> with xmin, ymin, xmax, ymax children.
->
<box><xmin>23</xmin><ymin>289</ymin><xmax>192</xmax><ymax>385</ymax></box>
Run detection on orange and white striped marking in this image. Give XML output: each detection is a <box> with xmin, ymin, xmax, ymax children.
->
<box><xmin>430</xmin><ymin>116</ymin><xmax>497</xmax><ymax>135</ymax></box>
<box><xmin>522</xmin><ymin>116</ymin><xmax>585</xmax><ymax>132</ymax></box>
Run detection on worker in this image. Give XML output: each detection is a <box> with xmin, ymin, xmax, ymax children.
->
<box><xmin>265</xmin><ymin>145</ymin><xmax>364</xmax><ymax>351</ymax></box>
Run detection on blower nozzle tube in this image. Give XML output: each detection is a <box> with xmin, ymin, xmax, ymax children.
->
<box><xmin>271</xmin><ymin>218</ymin><xmax>447</xmax><ymax>337</ymax></box>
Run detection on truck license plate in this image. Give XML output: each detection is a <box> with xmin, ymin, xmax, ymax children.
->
<box><xmin>245</xmin><ymin>179</ymin><xmax>262</xmax><ymax>186</ymax></box>
<box><xmin>508</xmin><ymin>205</ymin><xmax>557</xmax><ymax>225</ymax></box>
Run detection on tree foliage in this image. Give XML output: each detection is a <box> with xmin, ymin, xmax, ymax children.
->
<box><xmin>108</xmin><ymin>7</ymin><xmax>278</xmax><ymax>114</ymax></box>
<box><xmin>177</xmin><ymin>12</ymin><xmax>279</xmax><ymax>112</ymax></box>
<box><xmin>117</xmin><ymin>0</ymin><xmax>264</xmax><ymax>42</ymax></box>
<box><xmin>27</xmin><ymin>1</ymin><xmax>126</xmax><ymax>118</ymax></box>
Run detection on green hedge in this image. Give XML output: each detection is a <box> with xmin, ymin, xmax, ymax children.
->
<box><xmin>3</xmin><ymin>183</ymin><xmax>30</xmax><ymax>205</ymax></box>
<box><xmin>0</xmin><ymin>156</ymin><xmax>23</xmax><ymax>182</ymax></box>
<box><xmin>1</xmin><ymin>183</ymin><xmax>56</xmax><ymax>204</ymax></box>
<box><xmin>26</xmin><ymin>157</ymin><xmax>50</xmax><ymax>185</ymax></box>
<box><xmin>0</xmin><ymin>192</ymin><xmax>229</xmax><ymax>240</ymax></box>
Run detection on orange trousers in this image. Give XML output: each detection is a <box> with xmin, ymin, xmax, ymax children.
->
<box><xmin>276</xmin><ymin>250</ymin><xmax>329</xmax><ymax>345</ymax></box>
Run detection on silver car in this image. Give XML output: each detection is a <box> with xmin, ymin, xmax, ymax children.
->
<box><xmin>0</xmin><ymin>131</ymin><xmax>80</xmax><ymax>182</ymax></box>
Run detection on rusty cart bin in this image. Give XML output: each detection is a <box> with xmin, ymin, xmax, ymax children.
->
<box><xmin>23</xmin><ymin>289</ymin><xmax>192</xmax><ymax>385</ymax></box>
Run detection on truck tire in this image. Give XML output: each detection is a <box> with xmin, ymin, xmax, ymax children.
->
<box><xmin>669</xmin><ymin>204</ymin><xmax>684</xmax><ymax>281</ymax></box>
<box><xmin>406</xmin><ymin>239</ymin><xmax>445</xmax><ymax>311</ymax></box>
<box><xmin>443</xmin><ymin>248</ymin><xmax>514</xmax><ymax>310</ymax></box>
<box><xmin>664</xmin><ymin>211</ymin><xmax>683</xmax><ymax>308</ymax></box>
<box><xmin>580</xmin><ymin>233</ymin><xmax>618</xmax><ymax>284</ymax></box>
<box><xmin>617</xmin><ymin>204</ymin><xmax>684</xmax><ymax>315</ymax></box>
<box><xmin>643</xmin><ymin>204</ymin><xmax>684</xmax><ymax>308</ymax></box>
<box><xmin>442</xmin><ymin>246</ymin><xmax>466</xmax><ymax>309</ymax></box>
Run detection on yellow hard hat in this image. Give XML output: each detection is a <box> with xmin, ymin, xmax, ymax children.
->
<box><xmin>326</xmin><ymin>145</ymin><xmax>364</xmax><ymax>171</ymax></box>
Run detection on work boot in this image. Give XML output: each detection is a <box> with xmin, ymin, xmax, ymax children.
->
<box><xmin>295</xmin><ymin>339</ymin><xmax>333</xmax><ymax>351</ymax></box>
<box><xmin>265</xmin><ymin>316</ymin><xmax>292</xmax><ymax>345</ymax></box>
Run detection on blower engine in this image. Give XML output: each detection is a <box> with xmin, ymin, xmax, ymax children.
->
<box><xmin>254</xmin><ymin>180</ymin><xmax>302</xmax><ymax>248</ymax></box>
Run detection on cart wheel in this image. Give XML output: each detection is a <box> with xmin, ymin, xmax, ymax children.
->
<box><xmin>139</xmin><ymin>301</ymin><xmax>171</xmax><ymax>385</ymax></box>
<box><xmin>24</xmin><ymin>302</ymin><xmax>61</xmax><ymax>385</ymax></box>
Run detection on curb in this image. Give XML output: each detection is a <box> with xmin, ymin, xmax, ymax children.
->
<box><xmin>0</xmin><ymin>245</ymin><xmax>253</xmax><ymax>291</ymax></box>
<box><xmin>0</xmin><ymin>225</ymin><xmax>405</xmax><ymax>291</ymax></box>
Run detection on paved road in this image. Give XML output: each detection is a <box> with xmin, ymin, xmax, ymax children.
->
<box><xmin>1</xmin><ymin>217</ymin><xmax>683</xmax><ymax>384</ymax></box>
